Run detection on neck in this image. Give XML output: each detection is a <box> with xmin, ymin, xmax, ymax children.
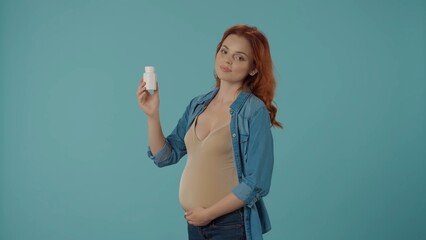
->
<box><xmin>215</xmin><ymin>80</ymin><xmax>242</xmax><ymax>104</ymax></box>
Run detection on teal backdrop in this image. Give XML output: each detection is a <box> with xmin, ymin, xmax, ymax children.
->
<box><xmin>1</xmin><ymin>0</ymin><xmax>425</xmax><ymax>239</ymax></box>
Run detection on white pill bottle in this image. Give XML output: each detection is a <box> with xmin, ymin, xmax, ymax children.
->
<box><xmin>143</xmin><ymin>66</ymin><xmax>157</xmax><ymax>91</ymax></box>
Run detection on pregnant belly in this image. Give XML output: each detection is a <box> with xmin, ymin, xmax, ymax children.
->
<box><xmin>179</xmin><ymin>164</ymin><xmax>238</xmax><ymax>211</ymax></box>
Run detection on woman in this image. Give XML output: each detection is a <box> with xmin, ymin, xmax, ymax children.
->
<box><xmin>137</xmin><ymin>24</ymin><xmax>282</xmax><ymax>240</ymax></box>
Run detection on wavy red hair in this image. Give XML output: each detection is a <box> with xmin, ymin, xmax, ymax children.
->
<box><xmin>215</xmin><ymin>24</ymin><xmax>282</xmax><ymax>128</ymax></box>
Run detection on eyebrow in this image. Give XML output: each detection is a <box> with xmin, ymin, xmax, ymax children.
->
<box><xmin>222</xmin><ymin>45</ymin><xmax>249</xmax><ymax>57</ymax></box>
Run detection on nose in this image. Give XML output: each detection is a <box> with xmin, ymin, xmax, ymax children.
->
<box><xmin>226</xmin><ymin>57</ymin><xmax>233</xmax><ymax>65</ymax></box>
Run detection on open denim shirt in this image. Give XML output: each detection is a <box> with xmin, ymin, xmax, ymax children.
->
<box><xmin>147</xmin><ymin>88</ymin><xmax>274</xmax><ymax>240</ymax></box>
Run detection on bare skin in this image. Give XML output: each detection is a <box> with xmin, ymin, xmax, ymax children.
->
<box><xmin>136</xmin><ymin>81</ymin><xmax>165</xmax><ymax>154</ymax></box>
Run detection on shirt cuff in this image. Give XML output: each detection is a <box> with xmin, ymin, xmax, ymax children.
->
<box><xmin>147</xmin><ymin>141</ymin><xmax>172</xmax><ymax>164</ymax></box>
<box><xmin>232</xmin><ymin>182</ymin><xmax>260</xmax><ymax>208</ymax></box>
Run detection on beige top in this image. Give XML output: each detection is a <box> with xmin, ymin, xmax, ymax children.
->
<box><xmin>179</xmin><ymin>115</ymin><xmax>238</xmax><ymax>211</ymax></box>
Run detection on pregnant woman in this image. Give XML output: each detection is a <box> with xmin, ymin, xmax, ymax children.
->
<box><xmin>137</xmin><ymin>24</ymin><xmax>282</xmax><ymax>240</ymax></box>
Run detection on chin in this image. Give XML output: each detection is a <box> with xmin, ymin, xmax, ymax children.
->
<box><xmin>216</xmin><ymin>73</ymin><xmax>232</xmax><ymax>82</ymax></box>
<box><xmin>216</xmin><ymin>71</ymin><xmax>245</xmax><ymax>84</ymax></box>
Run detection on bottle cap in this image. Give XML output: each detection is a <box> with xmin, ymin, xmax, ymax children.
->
<box><xmin>145</xmin><ymin>66</ymin><xmax>155</xmax><ymax>72</ymax></box>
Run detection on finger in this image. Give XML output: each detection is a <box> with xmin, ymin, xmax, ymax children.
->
<box><xmin>137</xmin><ymin>87</ymin><xmax>149</xmax><ymax>97</ymax></box>
<box><xmin>137</xmin><ymin>83</ymin><xmax>146</xmax><ymax>92</ymax></box>
<box><xmin>138</xmin><ymin>91</ymin><xmax>148</xmax><ymax>102</ymax></box>
<box><xmin>138</xmin><ymin>80</ymin><xmax>146</xmax><ymax>89</ymax></box>
<box><xmin>137</xmin><ymin>90</ymin><xmax>145</xmax><ymax>99</ymax></box>
<box><xmin>137</xmin><ymin>86</ymin><xmax>147</xmax><ymax>95</ymax></box>
<box><xmin>140</xmin><ymin>93</ymin><xmax>151</xmax><ymax>104</ymax></box>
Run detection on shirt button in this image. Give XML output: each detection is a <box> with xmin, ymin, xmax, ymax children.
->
<box><xmin>232</xmin><ymin>133</ymin><xmax>236</xmax><ymax>138</ymax></box>
<box><xmin>229</xmin><ymin>109</ymin><xmax>234</xmax><ymax>114</ymax></box>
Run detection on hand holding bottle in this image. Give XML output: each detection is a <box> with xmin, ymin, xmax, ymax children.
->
<box><xmin>137</xmin><ymin>79</ymin><xmax>160</xmax><ymax>119</ymax></box>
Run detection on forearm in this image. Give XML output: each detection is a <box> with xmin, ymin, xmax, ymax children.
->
<box><xmin>205</xmin><ymin>192</ymin><xmax>245</xmax><ymax>220</ymax></box>
<box><xmin>147</xmin><ymin>114</ymin><xmax>166</xmax><ymax>154</ymax></box>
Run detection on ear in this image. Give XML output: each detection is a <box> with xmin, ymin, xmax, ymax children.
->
<box><xmin>249</xmin><ymin>69</ymin><xmax>258</xmax><ymax>76</ymax></box>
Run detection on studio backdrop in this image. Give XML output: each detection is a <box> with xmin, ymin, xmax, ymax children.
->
<box><xmin>1</xmin><ymin>0</ymin><xmax>425</xmax><ymax>239</ymax></box>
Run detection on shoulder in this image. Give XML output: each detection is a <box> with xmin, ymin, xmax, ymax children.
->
<box><xmin>240</xmin><ymin>92</ymin><xmax>270</xmax><ymax>120</ymax></box>
<box><xmin>245</xmin><ymin>93</ymin><xmax>267</xmax><ymax>111</ymax></box>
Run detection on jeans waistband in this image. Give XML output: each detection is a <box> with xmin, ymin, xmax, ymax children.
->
<box><xmin>210</xmin><ymin>207</ymin><xmax>244</xmax><ymax>224</ymax></box>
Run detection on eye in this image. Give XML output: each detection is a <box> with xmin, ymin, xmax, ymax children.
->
<box><xmin>220</xmin><ymin>49</ymin><xmax>227</xmax><ymax>54</ymax></box>
<box><xmin>234</xmin><ymin>55</ymin><xmax>246</xmax><ymax>61</ymax></box>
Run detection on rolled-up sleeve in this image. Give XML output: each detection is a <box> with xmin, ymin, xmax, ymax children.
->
<box><xmin>147</xmin><ymin>141</ymin><xmax>172</xmax><ymax>163</ymax></box>
<box><xmin>232</xmin><ymin>106</ymin><xmax>274</xmax><ymax>208</ymax></box>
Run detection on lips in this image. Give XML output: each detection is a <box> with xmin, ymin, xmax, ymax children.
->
<box><xmin>220</xmin><ymin>65</ymin><xmax>232</xmax><ymax>72</ymax></box>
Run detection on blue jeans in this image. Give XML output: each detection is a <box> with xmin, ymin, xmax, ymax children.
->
<box><xmin>187</xmin><ymin>208</ymin><xmax>246</xmax><ymax>240</ymax></box>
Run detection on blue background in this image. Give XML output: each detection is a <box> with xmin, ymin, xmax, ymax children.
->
<box><xmin>1</xmin><ymin>0</ymin><xmax>425</xmax><ymax>239</ymax></box>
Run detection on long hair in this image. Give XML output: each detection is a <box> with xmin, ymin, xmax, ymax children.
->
<box><xmin>215</xmin><ymin>24</ymin><xmax>283</xmax><ymax>128</ymax></box>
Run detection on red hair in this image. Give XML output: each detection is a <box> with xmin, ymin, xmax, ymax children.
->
<box><xmin>215</xmin><ymin>24</ymin><xmax>283</xmax><ymax>128</ymax></box>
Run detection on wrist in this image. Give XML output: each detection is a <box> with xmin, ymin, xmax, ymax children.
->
<box><xmin>205</xmin><ymin>207</ymin><xmax>217</xmax><ymax>221</ymax></box>
<box><xmin>147</xmin><ymin>113</ymin><xmax>160</xmax><ymax>122</ymax></box>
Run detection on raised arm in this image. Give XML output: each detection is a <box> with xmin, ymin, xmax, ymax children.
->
<box><xmin>137</xmin><ymin>80</ymin><xmax>165</xmax><ymax>154</ymax></box>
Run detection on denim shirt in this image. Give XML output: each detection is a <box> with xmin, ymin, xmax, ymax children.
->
<box><xmin>147</xmin><ymin>88</ymin><xmax>274</xmax><ymax>240</ymax></box>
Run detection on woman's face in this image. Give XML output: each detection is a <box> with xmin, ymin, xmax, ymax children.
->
<box><xmin>215</xmin><ymin>34</ymin><xmax>256</xmax><ymax>84</ymax></box>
